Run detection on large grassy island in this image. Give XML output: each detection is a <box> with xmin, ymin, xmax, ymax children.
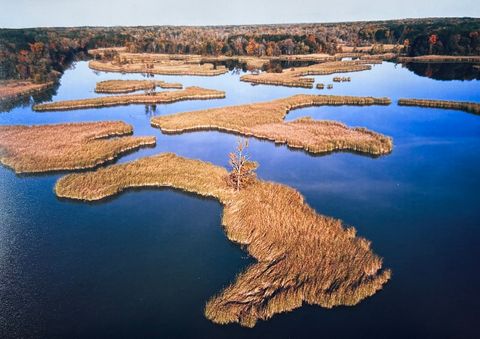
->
<box><xmin>152</xmin><ymin>94</ymin><xmax>393</xmax><ymax>155</ymax></box>
<box><xmin>55</xmin><ymin>152</ymin><xmax>391</xmax><ymax>327</ymax></box>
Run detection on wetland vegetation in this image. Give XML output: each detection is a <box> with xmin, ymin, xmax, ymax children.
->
<box><xmin>0</xmin><ymin>15</ymin><xmax>479</xmax><ymax>339</ymax></box>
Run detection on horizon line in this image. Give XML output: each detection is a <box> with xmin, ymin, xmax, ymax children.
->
<box><xmin>1</xmin><ymin>15</ymin><xmax>478</xmax><ymax>30</ymax></box>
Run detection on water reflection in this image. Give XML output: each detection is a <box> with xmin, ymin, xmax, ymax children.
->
<box><xmin>402</xmin><ymin>62</ymin><xmax>480</xmax><ymax>81</ymax></box>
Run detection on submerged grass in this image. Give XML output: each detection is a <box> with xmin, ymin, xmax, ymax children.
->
<box><xmin>32</xmin><ymin>87</ymin><xmax>225</xmax><ymax>111</ymax></box>
<box><xmin>55</xmin><ymin>152</ymin><xmax>391</xmax><ymax>327</ymax></box>
<box><xmin>0</xmin><ymin>121</ymin><xmax>155</xmax><ymax>173</ymax></box>
<box><xmin>151</xmin><ymin>94</ymin><xmax>393</xmax><ymax>155</ymax></box>
<box><xmin>398</xmin><ymin>98</ymin><xmax>480</xmax><ymax>115</ymax></box>
<box><xmin>95</xmin><ymin>80</ymin><xmax>182</xmax><ymax>93</ymax></box>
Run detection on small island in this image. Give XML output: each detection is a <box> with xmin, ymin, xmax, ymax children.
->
<box><xmin>55</xmin><ymin>152</ymin><xmax>391</xmax><ymax>327</ymax></box>
<box><xmin>32</xmin><ymin>86</ymin><xmax>225</xmax><ymax>111</ymax></box>
<box><xmin>0</xmin><ymin>121</ymin><xmax>155</xmax><ymax>173</ymax></box>
<box><xmin>398</xmin><ymin>98</ymin><xmax>480</xmax><ymax>115</ymax></box>
<box><xmin>95</xmin><ymin>80</ymin><xmax>182</xmax><ymax>93</ymax></box>
<box><xmin>152</xmin><ymin>94</ymin><xmax>393</xmax><ymax>155</ymax></box>
<box><xmin>240</xmin><ymin>60</ymin><xmax>373</xmax><ymax>88</ymax></box>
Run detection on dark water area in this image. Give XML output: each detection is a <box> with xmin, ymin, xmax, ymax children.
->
<box><xmin>201</xmin><ymin>60</ymin><xmax>248</xmax><ymax>73</ymax></box>
<box><xmin>0</xmin><ymin>61</ymin><xmax>479</xmax><ymax>338</ymax></box>
<box><xmin>402</xmin><ymin>62</ymin><xmax>480</xmax><ymax>81</ymax></box>
<box><xmin>203</xmin><ymin>59</ymin><xmax>318</xmax><ymax>73</ymax></box>
<box><xmin>263</xmin><ymin>60</ymin><xmax>319</xmax><ymax>72</ymax></box>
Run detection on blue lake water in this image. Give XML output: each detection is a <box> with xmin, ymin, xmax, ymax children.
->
<box><xmin>0</xmin><ymin>61</ymin><xmax>479</xmax><ymax>338</ymax></box>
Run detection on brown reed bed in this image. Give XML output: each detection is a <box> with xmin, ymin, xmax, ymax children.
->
<box><xmin>240</xmin><ymin>60</ymin><xmax>373</xmax><ymax>88</ymax></box>
<box><xmin>32</xmin><ymin>86</ymin><xmax>225</xmax><ymax>112</ymax></box>
<box><xmin>0</xmin><ymin>121</ymin><xmax>155</xmax><ymax>173</ymax></box>
<box><xmin>54</xmin><ymin>152</ymin><xmax>391</xmax><ymax>327</ymax></box>
<box><xmin>152</xmin><ymin>94</ymin><xmax>393</xmax><ymax>155</ymax></box>
<box><xmin>0</xmin><ymin>80</ymin><xmax>53</xmax><ymax>101</ymax></box>
<box><xmin>398</xmin><ymin>55</ymin><xmax>480</xmax><ymax>63</ymax></box>
<box><xmin>95</xmin><ymin>80</ymin><xmax>182</xmax><ymax>93</ymax></box>
<box><xmin>398</xmin><ymin>98</ymin><xmax>480</xmax><ymax>115</ymax></box>
<box><xmin>89</xmin><ymin>60</ymin><xmax>228</xmax><ymax>76</ymax></box>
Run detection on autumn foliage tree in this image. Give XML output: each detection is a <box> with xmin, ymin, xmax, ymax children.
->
<box><xmin>227</xmin><ymin>139</ymin><xmax>258</xmax><ymax>191</ymax></box>
<box><xmin>428</xmin><ymin>34</ymin><xmax>438</xmax><ymax>54</ymax></box>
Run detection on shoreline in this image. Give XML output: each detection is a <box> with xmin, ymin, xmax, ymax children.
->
<box><xmin>0</xmin><ymin>81</ymin><xmax>54</xmax><ymax>102</ymax></box>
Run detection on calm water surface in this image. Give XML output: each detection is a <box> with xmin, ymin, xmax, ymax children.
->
<box><xmin>0</xmin><ymin>62</ymin><xmax>479</xmax><ymax>338</ymax></box>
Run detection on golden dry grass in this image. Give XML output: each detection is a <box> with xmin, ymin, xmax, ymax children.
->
<box><xmin>152</xmin><ymin>95</ymin><xmax>393</xmax><ymax>155</ymax></box>
<box><xmin>32</xmin><ymin>86</ymin><xmax>225</xmax><ymax>111</ymax></box>
<box><xmin>0</xmin><ymin>80</ymin><xmax>53</xmax><ymax>101</ymax></box>
<box><xmin>240</xmin><ymin>60</ymin><xmax>373</xmax><ymax>88</ymax></box>
<box><xmin>55</xmin><ymin>152</ymin><xmax>391</xmax><ymax>327</ymax></box>
<box><xmin>89</xmin><ymin>59</ymin><xmax>228</xmax><ymax>76</ymax></box>
<box><xmin>95</xmin><ymin>80</ymin><xmax>182</xmax><ymax>93</ymax></box>
<box><xmin>0</xmin><ymin>121</ymin><xmax>155</xmax><ymax>173</ymax></box>
<box><xmin>398</xmin><ymin>98</ymin><xmax>480</xmax><ymax>115</ymax></box>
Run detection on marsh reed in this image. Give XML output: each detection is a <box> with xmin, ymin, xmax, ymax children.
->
<box><xmin>0</xmin><ymin>121</ymin><xmax>155</xmax><ymax>173</ymax></box>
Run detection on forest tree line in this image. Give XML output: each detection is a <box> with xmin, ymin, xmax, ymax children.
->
<box><xmin>1</xmin><ymin>17</ymin><xmax>479</xmax><ymax>82</ymax></box>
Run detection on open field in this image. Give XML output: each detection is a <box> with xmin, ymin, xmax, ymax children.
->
<box><xmin>398</xmin><ymin>98</ymin><xmax>480</xmax><ymax>114</ymax></box>
<box><xmin>0</xmin><ymin>121</ymin><xmax>155</xmax><ymax>173</ymax></box>
<box><xmin>95</xmin><ymin>80</ymin><xmax>182</xmax><ymax>93</ymax></box>
<box><xmin>32</xmin><ymin>87</ymin><xmax>225</xmax><ymax>111</ymax></box>
<box><xmin>0</xmin><ymin>80</ymin><xmax>53</xmax><ymax>101</ymax></box>
<box><xmin>398</xmin><ymin>55</ymin><xmax>480</xmax><ymax>63</ymax></box>
<box><xmin>151</xmin><ymin>94</ymin><xmax>393</xmax><ymax>155</ymax></box>
<box><xmin>240</xmin><ymin>60</ymin><xmax>374</xmax><ymax>88</ymax></box>
<box><xmin>55</xmin><ymin>152</ymin><xmax>391</xmax><ymax>327</ymax></box>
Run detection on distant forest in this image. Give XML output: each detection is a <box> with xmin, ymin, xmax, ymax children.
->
<box><xmin>1</xmin><ymin>17</ymin><xmax>479</xmax><ymax>82</ymax></box>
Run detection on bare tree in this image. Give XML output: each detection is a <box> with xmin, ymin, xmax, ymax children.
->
<box><xmin>227</xmin><ymin>139</ymin><xmax>258</xmax><ymax>191</ymax></box>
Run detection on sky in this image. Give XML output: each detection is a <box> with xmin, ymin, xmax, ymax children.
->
<box><xmin>0</xmin><ymin>0</ymin><xmax>478</xmax><ymax>28</ymax></box>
